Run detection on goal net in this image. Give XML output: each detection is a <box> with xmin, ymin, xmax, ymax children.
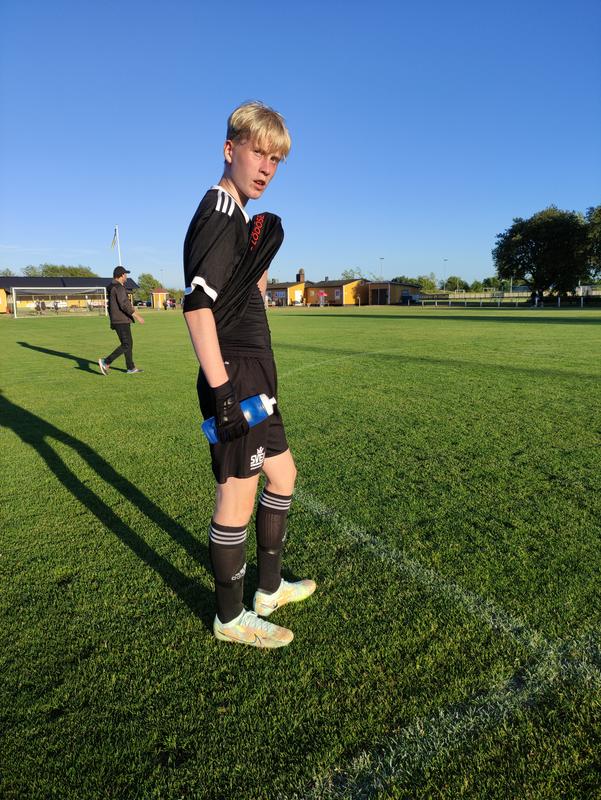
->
<box><xmin>11</xmin><ymin>287</ymin><xmax>108</xmax><ymax>318</ymax></box>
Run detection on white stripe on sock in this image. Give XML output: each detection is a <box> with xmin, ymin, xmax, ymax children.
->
<box><xmin>210</xmin><ymin>526</ymin><xmax>247</xmax><ymax>546</ymax></box>
<box><xmin>260</xmin><ymin>492</ymin><xmax>291</xmax><ymax>510</ymax></box>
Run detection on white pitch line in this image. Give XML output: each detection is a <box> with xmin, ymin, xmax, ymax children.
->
<box><xmin>295</xmin><ymin>488</ymin><xmax>545</xmax><ymax>652</ymax></box>
<box><xmin>280</xmin><ymin>630</ymin><xmax>600</xmax><ymax>800</ymax></box>
<box><xmin>296</xmin><ymin>487</ymin><xmax>601</xmax><ymax>672</ymax></box>
<box><xmin>279</xmin><ymin>489</ymin><xmax>601</xmax><ymax>799</ymax></box>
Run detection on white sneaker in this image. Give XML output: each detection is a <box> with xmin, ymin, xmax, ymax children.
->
<box><xmin>98</xmin><ymin>358</ymin><xmax>109</xmax><ymax>375</ymax></box>
<box><xmin>253</xmin><ymin>579</ymin><xmax>317</xmax><ymax>618</ymax></box>
<box><xmin>213</xmin><ymin>608</ymin><xmax>293</xmax><ymax>648</ymax></box>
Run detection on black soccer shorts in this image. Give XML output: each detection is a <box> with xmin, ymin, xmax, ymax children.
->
<box><xmin>197</xmin><ymin>354</ymin><xmax>288</xmax><ymax>484</ymax></box>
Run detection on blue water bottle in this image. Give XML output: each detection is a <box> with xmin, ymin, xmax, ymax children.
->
<box><xmin>201</xmin><ymin>394</ymin><xmax>277</xmax><ymax>444</ymax></box>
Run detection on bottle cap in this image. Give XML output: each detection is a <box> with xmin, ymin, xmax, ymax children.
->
<box><xmin>259</xmin><ymin>394</ymin><xmax>277</xmax><ymax>416</ymax></box>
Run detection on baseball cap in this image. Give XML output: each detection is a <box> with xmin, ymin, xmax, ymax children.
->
<box><xmin>113</xmin><ymin>266</ymin><xmax>131</xmax><ymax>278</ymax></box>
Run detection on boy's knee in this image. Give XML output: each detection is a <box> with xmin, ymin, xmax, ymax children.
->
<box><xmin>266</xmin><ymin>462</ymin><xmax>296</xmax><ymax>496</ymax></box>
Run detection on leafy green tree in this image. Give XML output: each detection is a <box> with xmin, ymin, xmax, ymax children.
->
<box><xmin>41</xmin><ymin>264</ymin><xmax>99</xmax><ymax>277</ymax></box>
<box><xmin>417</xmin><ymin>273</ymin><xmax>437</xmax><ymax>292</ymax></box>
<box><xmin>445</xmin><ymin>275</ymin><xmax>469</xmax><ymax>291</ymax></box>
<box><xmin>166</xmin><ymin>287</ymin><xmax>184</xmax><ymax>303</ymax></box>
<box><xmin>136</xmin><ymin>272</ymin><xmax>162</xmax><ymax>301</ymax></box>
<box><xmin>341</xmin><ymin>268</ymin><xmax>363</xmax><ymax>280</ymax></box>
<box><xmin>21</xmin><ymin>264</ymin><xmax>99</xmax><ymax>277</ymax></box>
<box><xmin>470</xmin><ymin>280</ymin><xmax>484</xmax><ymax>292</ymax></box>
<box><xmin>0</xmin><ymin>268</ymin><xmax>15</xmax><ymax>276</ymax></box>
<box><xmin>586</xmin><ymin>205</ymin><xmax>601</xmax><ymax>278</ymax></box>
<box><xmin>493</xmin><ymin>206</ymin><xmax>590</xmax><ymax>295</ymax></box>
<box><xmin>482</xmin><ymin>276</ymin><xmax>500</xmax><ymax>289</ymax></box>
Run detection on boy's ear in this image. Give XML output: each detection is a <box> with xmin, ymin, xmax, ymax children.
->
<box><xmin>223</xmin><ymin>139</ymin><xmax>234</xmax><ymax>164</ymax></box>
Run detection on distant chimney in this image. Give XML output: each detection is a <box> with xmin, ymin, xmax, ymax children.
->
<box><xmin>296</xmin><ymin>268</ymin><xmax>305</xmax><ymax>283</ymax></box>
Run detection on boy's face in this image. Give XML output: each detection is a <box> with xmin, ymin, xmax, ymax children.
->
<box><xmin>223</xmin><ymin>137</ymin><xmax>281</xmax><ymax>205</ymax></box>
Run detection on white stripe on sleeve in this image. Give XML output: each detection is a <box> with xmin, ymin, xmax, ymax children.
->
<box><xmin>190</xmin><ymin>275</ymin><xmax>218</xmax><ymax>302</ymax></box>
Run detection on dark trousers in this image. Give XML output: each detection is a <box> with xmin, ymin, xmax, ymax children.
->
<box><xmin>106</xmin><ymin>324</ymin><xmax>134</xmax><ymax>370</ymax></box>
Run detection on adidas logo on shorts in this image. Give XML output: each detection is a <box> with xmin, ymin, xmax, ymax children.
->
<box><xmin>250</xmin><ymin>446</ymin><xmax>265</xmax><ymax>471</ymax></box>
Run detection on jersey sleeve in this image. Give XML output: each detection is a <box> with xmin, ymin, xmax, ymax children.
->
<box><xmin>183</xmin><ymin>205</ymin><xmax>239</xmax><ymax>312</ymax></box>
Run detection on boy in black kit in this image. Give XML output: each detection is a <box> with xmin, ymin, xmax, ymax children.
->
<box><xmin>183</xmin><ymin>102</ymin><xmax>315</xmax><ymax>648</ymax></box>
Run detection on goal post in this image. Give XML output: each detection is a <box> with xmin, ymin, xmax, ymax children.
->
<box><xmin>11</xmin><ymin>286</ymin><xmax>108</xmax><ymax>319</ymax></box>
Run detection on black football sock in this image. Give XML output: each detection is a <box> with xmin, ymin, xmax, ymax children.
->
<box><xmin>256</xmin><ymin>489</ymin><xmax>292</xmax><ymax>594</ymax></box>
<box><xmin>209</xmin><ymin>520</ymin><xmax>247</xmax><ymax>624</ymax></box>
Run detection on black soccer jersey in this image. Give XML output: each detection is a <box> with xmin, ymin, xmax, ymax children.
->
<box><xmin>183</xmin><ymin>187</ymin><xmax>284</xmax><ymax>355</ymax></box>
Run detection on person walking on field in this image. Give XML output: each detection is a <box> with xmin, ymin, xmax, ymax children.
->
<box><xmin>183</xmin><ymin>101</ymin><xmax>316</xmax><ymax>649</ymax></box>
<box><xmin>98</xmin><ymin>266</ymin><xmax>145</xmax><ymax>375</ymax></box>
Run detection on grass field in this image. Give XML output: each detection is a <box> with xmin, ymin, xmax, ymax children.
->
<box><xmin>1</xmin><ymin>306</ymin><xmax>600</xmax><ymax>799</ymax></box>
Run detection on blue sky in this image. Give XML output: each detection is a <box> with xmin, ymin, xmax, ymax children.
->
<box><xmin>1</xmin><ymin>0</ymin><xmax>599</xmax><ymax>288</ymax></box>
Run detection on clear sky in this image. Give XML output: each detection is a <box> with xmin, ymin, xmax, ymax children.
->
<box><xmin>1</xmin><ymin>0</ymin><xmax>600</xmax><ymax>288</ymax></box>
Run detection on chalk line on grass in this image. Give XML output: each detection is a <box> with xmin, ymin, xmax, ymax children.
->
<box><xmin>281</xmin><ymin>488</ymin><xmax>601</xmax><ymax>799</ymax></box>
<box><xmin>280</xmin><ymin>630</ymin><xmax>600</xmax><ymax>800</ymax></box>
<box><xmin>295</xmin><ymin>487</ymin><xmax>546</xmax><ymax>652</ymax></box>
<box><xmin>296</xmin><ymin>487</ymin><xmax>601</xmax><ymax>674</ymax></box>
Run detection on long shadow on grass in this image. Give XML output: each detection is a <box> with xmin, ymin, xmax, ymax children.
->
<box><xmin>0</xmin><ymin>393</ymin><xmax>215</xmax><ymax>629</ymax></box>
<box><xmin>16</xmin><ymin>341</ymin><xmax>127</xmax><ymax>373</ymax></box>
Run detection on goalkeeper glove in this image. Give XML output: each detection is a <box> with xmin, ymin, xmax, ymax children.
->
<box><xmin>213</xmin><ymin>380</ymin><xmax>249</xmax><ymax>443</ymax></box>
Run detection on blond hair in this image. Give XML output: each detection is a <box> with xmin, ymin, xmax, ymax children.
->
<box><xmin>227</xmin><ymin>101</ymin><xmax>291</xmax><ymax>159</ymax></box>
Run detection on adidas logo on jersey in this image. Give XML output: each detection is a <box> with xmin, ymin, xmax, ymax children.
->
<box><xmin>250</xmin><ymin>446</ymin><xmax>265</xmax><ymax>471</ymax></box>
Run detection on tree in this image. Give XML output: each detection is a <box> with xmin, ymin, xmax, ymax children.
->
<box><xmin>166</xmin><ymin>287</ymin><xmax>184</xmax><ymax>303</ymax></box>
<box><xmin>341</xmin><ymin>268</ymin><xmax>363</xmax><ymax>280</ymax></box>
<box><xmin>470</xmin><ymin>280</ymin><xmax>484</xmax><ymax>292</ymax></box>
<box><xmin>493</xmin><ymin>206</ymin><xmax>590</xmax><ymax>295</ymax></box>
<box><xmin>586</xmin><ymin>205</ymin><xmax>601</xmax><ymax>279</ymax></box>
<box><xmin>21</xmin><ymin>263</ymin><xmax>99</xmax><ymax>277</ymax></box>
<box><xmin>136</xmin><ymin>272</ymin><xmax>162</xmax><ymax>301</ymax></box>
<box><xmin>396</xmin><ymin>274</ymin><xmax>437</xmax><ymax>291</ymax></box>
<box><xmin>482</xmin><ymin>276</ymin><xmax>500</xmax><ymax>289</ymax></box>
<box><xmin>445</xmin><ymin>275</ymin><xmax>469</xmax><ymax>291</ymax></box>
<box><xmin>417</xmin><ymin>273</ymin><xmax>437</xmax><ymax>292</ymax></box>
<box><xmin>0</xmin><ymin>268</ymin><xmax>15</xmax><ymax>276</ymax></box>
<box><xmin>40</xmin><ymin>264</ymin><xmax>99</xmax><ymax>277</ymax></box>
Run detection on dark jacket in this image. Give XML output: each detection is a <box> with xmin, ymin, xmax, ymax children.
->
<box><xmin>107</xmin><ymin>280</ymin><xmax>135</xmax><ymax>327</ymax></box>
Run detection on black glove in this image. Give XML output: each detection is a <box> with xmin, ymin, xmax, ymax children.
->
<box><xmin>213</xmin><ymin>380</ymin><xmax>249</xmax><ymax>443</ymax></box>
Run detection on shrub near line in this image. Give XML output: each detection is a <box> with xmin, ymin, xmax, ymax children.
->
<box><xmin>0</xmin><ymin>308</ymin><xmax>599</xmax><ymax>799</ymax></box>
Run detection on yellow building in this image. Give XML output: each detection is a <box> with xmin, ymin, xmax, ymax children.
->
<box><xmin>151</xmin><ymin>288</ymin><xmax>168</xmax><ymax>309</ymax></box>
<box><xmin>306</xmin><ymin>279</ymin><xmax>368</xmax><ymax>306</ymax></box>
<box><xmin>265</xmin><ymin>269</ymin><xmax>308</xmax><ymax>306</ymax></box>
<box><xmin>266</xmin><ymin>280</ymin><xmax>306</xmax><ymax>306</ymax></box>
<box><xmin>369</xmin><ymin>281</ymin><xmax>420</xmax><ymax>305</ymax></box>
